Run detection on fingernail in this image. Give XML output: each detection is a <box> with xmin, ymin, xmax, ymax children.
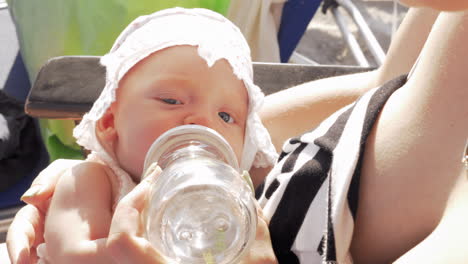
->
<box><xmin>241</xmin><ymin>170</ymin><xmax>255</xmax><ymax>193</ymax></box>
<box><xmin>143</xmin><ymin>162</ymin><xmax>158</xmax><ymax>180</ymax></box>
<box><xmin>37</xmin><ymin>243</ymin><xmax>47</xmax><ymax>259</ymax></box>
<box><xmin>143</xmin><ymin>163</ymin><xmax>162</xmax><ymax>185</ymax></box>
<box><xmin>21</xmin><ymin>185</ymin><xmax>42</xmax><ymax>200</ymax></box>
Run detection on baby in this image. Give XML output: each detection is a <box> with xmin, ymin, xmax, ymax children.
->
<box><xmin>39</xmin><ymin>8</ymin><xmax>277</xmax><ymax>263</ymax></box>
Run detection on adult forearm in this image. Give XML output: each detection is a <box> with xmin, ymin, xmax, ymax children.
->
<box><xmin>374</xmin><ymin>7</ymin><xmax>439</xmax><ymax>84</ymax></box>
<box><xmin>261</xmin><ymin>70</ymin><xmax>378</xmax><ymax>151</ymax></box>
<box><xmin>261</xmin><ymin>8</ymin><xmax>440</xmax><ymax>152</ymax></box>
<box><xmin>351</xmin><ymin>10</ymin><xmax>468</xmax><ymax>264</ymax></box>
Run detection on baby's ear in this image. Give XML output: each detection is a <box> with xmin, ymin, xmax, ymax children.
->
<box><xmin>96</xmin><ymin>107</ymin><xmax>118</xmax><ymax>149</ymax></box>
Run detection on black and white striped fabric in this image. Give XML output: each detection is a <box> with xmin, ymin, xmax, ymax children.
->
<box><xmin>256</xmin><ymin>75</ymin><xmax>407</xmax><ymax>264</ymax></box>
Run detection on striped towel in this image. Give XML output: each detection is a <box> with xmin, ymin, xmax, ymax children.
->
<box><xmin>256</xmin><ymin>75</ymin><xmax>407</xmax><ymax>264</ymax></box>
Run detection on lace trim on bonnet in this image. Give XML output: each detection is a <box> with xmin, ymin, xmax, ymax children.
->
<box><xmin>73</xmin><ymin>7</ymin><xmax>278</xmax><ymax>178</ymax></box>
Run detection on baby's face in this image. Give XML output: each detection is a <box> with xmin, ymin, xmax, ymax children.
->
<box><xmin>104</xmin><ymin>46</ymin><xmax>248</xmax><ymax>178</ymax></box>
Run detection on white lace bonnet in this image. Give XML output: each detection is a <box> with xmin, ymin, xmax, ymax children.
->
<box><xmin>73</xmin><ymin>7</ymin><xmax>278</xmax><ymax>173</ymax></box>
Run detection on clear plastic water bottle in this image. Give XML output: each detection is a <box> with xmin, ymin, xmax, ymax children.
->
<box><xmin>142</xmin><ymin>125</ymin><xmax>257</xmax><ymax>264</ymax></box>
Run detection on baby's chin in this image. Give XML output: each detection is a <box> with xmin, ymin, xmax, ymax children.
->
<box><xmin>130</xmin><ymin>171</ymin><xmax>143</xmax><ymax>183</ymax></box>
<box><xmin>113</xmin><ymin>154</ymin><xmax>144</xmax><ymax>183</ymax></box>
<box><xmin>124</xmin><ymin>164</ymin><xmax>144</xmax><ymax>183</ymax></box>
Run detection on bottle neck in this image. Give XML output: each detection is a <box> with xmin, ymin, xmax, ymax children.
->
<box><xmin>142</xmin><ymin>125</ymin><xmax>240</xmax><ymax>177</ymax></box>
<box><xmin>157</xmin><ymin>141</ymin><xmax>226</xmax><ymax>169</ymax></box>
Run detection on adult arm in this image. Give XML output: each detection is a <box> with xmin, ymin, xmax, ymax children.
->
<box><xmin>250</xmin><ymin>8</ymin><xmax>440</xmax><ymax>187</ymax></box>
<box><xmin>350</xmin><ymin>11</ymin><xmax>468</xmax><ymax>263</ymax></box>
<box><xmin>261</xmin><ymin>7</ymin><xmax>439</xmax><ymax>153</ymax></box>
<box><xmin>393</xmin><ymin>169</ymin><xmax>468</xmax><ymax>264</ymax></box>
<box><xmin>42</xmin><ymin>162</ymin><xmax>113</xmax><ymax>264</ymax></box>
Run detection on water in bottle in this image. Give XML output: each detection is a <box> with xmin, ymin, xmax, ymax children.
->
<box><xmin>143</xmin><ymin>125</ymin><xmax>257</xmax><ymax>264</ymax></box>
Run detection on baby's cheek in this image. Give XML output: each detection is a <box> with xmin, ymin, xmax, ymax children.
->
<box><xmin>136</xmin><ymin>135</ymin><xmax>160</xmax><ymax>172</ymax></box>
<box><xmin>120</xmin><ymin>140</ymin><xmax>148</xmax><ymax>178</ymax></box>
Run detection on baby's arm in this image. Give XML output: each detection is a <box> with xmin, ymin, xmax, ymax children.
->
<box><xmin>43</xmin><ymin>161</ymin><xmax>114</xmax><ymax>264</ymax></box>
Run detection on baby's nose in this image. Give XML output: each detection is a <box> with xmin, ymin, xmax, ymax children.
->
<box><xmin>183</xmin><ymin>112</ymin><xmax>213</xmax><ymax>128</ymax></box>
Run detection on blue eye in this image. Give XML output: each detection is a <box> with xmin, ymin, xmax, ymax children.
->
<box><xmin>161</xmin><ymin>98</ymin><xmax>182</xmax><ymax>105</ymax></box>
<box><xmin>218</xmin><ymin>112</ymin><xmax>234</xmax><ymax>123</ymax></box>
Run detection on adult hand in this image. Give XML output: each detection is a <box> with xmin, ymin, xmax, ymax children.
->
<box><xmin>240</xmin><ymin>204</ymin><xmax>278</xmax><ymax>264</ymax></box>
<box><xmin>6</xmin><ymin>159</ymin><xmax>83</xmax><ymax>264</ymax></box>
<box><xmin>106</xmin><ymin>166</ymin><xmax>169</xmax><ymax>263</ymax></box>
<box><xmin>107</xmin><ymin>166</ymin><xmax>278</xmax><ymax>263</ymax></box>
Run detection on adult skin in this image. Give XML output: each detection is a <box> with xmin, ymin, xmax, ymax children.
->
<box><xmin>259</xmin><ymin>4</ymin><xmax>467</xmax><ymax>263</ymax></box>
<box><xmin>350</xmin><ymin>7</ymin><xmax>468</xmax><ymax>264</ymax></box>
<box><xmin>259</xmin><ymin>7</ymin><xmax>439</xmax><ymax>153</ymax></box>
<box><xmin>401</xmin><ymin>0</ymin><xmax>468</xmax><ymax>11</ymax></box>
<box><xmin>105</xmin><ymin>167</ymin><xmax>277</xmax><ymax>264</ymax></box>
<box><xmin>251</xmin><ymin>7</ymin><xmax>439</xmax><ymax>187</ymax></box>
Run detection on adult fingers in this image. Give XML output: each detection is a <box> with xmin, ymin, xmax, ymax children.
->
<box><xmin>107</xmin><ymin>167</ymin><xmax>167</xmax><ymax>263</ymax></box>
<box><xmin>109</xmin><ymin>166</ymin><xmax>161</xmax><ymax>237</ymax></box>
<box><xmin>239</xmin><ymin>202</ymin><xmax>278</xmax><ymax>264</ymax></box>
<box><xmin>6</xmin><ymin>205</ymin><xmax>45</xmax><ymax>264</ymax></box>
<box><xmin>107</xmin><ymin>235</ymin><xmax>168</xmax><ymax>264</ymax></box>
<box><xmin>21</xmin><ymin>159</ymin><xmax>83</xmax><ymax>213</ymax></box>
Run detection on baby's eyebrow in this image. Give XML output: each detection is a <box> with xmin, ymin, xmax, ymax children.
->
<box><xmin>153</xmin><ymin>73</ymin><xmax>195</xmax><ymax>83</ymax></box>
<box><xmin>170</xmin><ymin>77</ymin><xmax>202</xmax><ymax>87</ymax></box>
<box><xmin>147</xmin><ymin>77</ymin><xmax>195</xmax><ymax>91</ymax></box>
